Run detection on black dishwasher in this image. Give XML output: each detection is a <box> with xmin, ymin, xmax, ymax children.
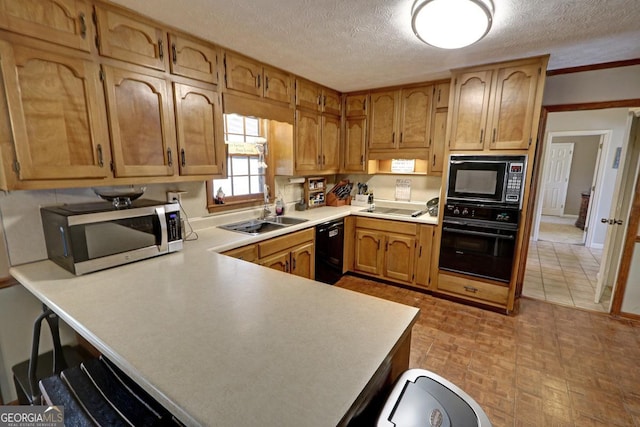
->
<box><xmin>315</xmin><ymin>219</ymin><xmax>344</xmax><ymax>284</ymax></box>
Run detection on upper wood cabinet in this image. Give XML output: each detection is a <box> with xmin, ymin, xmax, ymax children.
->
<box><xmin>343</xmin><ymin>116</ymin><xmax>367</xmax><ymax>173</ymax></box>
<box><xmin>368</xmin><ymin>90</ymin><xmax>397</xmax><ymax>150</ymax></box>
<box><xmin>294</xmin><ymin>110</ymin><xmax>340</xmax><ymax>174</ymax></box>
<box><xmin>0</xmin><ymin>0</ymin><xmax>92</xmax><ymax>52</ymax></box>
<box><xmin>224</xmin><ymin>52</ymin><xmax>292</xmax><ymax>104</ymax></box>
<box><xmin>449</xmin><ymin>57</ymin><xmax>548</xmax><ymax>151</ymax></box>
<box><xmin>369</xmin><ymin>85</ymin><xmax>433</xmax><ymax>152</ymax></box>
<box><xmin>102</xmin><ymin>65</ymin><xmax>176</xmax><ymax>177</ymax></box>
<box><xmin>168</xmin><ymin>33</ymin><xmax>218</xmax><ymax>84</ymax></box>
<box><xmin>429</xmin><ymin>111</ymin><xmax>447</xmax><ymax>175</ymax></box>
<box><xmin>434</xmin><ymin>82</ymin><xmax>450</xmax><ymax>109</ymax></box>
<box><xmin>94</xmin><ymin>5</ymin><xmax>167</xmax><ymax>71</ymax></box>
<box><xmin>0</xmin><ymin>41</ymin><xmax>110</xmax><ymax>181</ymax></box>
<box><xmin>295</xmin><ymin>79</ymin><xmax>341</xmax><ymax>116</ymax></box>
<box><xmin>173</xmin><ymin>83</ymin><xmax>225</xmax><ymax>176</ymax></box>
<box><xmin>345</xmin><ymin>93</ymin><xmax>368</xmax><ymax>118</ymax></box>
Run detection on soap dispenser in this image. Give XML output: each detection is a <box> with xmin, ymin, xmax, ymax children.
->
<box><xmin>275</xmin><ymin>192</ymin><xmax>285</xmax><ymax>216</ymax></box>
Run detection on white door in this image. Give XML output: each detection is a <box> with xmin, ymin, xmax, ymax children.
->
<box><xmin>596</xmin><ymin>112</ymin><xmax>640</xmax><ymax>304</ymax></box>
<box><xmin>542</xmin><ymin>142</ymin><xmax>574</xmax><ymax>216</ymax></box>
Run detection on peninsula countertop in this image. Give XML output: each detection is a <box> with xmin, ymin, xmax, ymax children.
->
<box><xmin>10</xmin><ymin>204</ymin><xmax>421</xmax><ymax>426</ymax></box>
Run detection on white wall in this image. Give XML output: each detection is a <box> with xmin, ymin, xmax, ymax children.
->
<box><xmin>543</xmin><ymin>64</ymin><xmax>640</xmax><ymax>105</ymax></box>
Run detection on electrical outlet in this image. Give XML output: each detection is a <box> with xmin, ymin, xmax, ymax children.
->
<box><xmin>167</xmin><ymin>191</ymin><xmax>182</xmax><ymax>203</ymax></box>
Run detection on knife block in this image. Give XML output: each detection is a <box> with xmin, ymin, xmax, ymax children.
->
<box><xmin>326</xmin><ymin>192</ymin><xmax>351</xmax><ymax>206</ymax></box>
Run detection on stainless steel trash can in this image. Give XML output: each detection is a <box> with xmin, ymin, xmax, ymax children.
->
<box><xmin>377</xmin><ymin>369</ymin><xmax>492</xmax><ymax>427</ymax></box>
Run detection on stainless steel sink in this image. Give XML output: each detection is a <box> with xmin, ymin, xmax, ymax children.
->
<box><xmin>219</xmin><ymin>217</ymin><xmax>308</xmax><ymax>235</ymax></box>
<box><xmin>268</xmin><ymin>216</ymin><xmax>309</xmax><ymax>225</ymax></box>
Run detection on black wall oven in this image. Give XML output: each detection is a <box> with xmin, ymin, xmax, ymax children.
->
<box><xmin>439</xmin><ymin>204</ymin><xmax>519</xmax><ymax>283</ymax></box>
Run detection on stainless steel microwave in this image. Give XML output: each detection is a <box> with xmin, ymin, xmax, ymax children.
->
<box><xmin>41</xmin><ymin>200</ymin><xmax>182</xmax><ymax>275</ymax></box>
<box><xmin>446</xmin><ymin>154</ymin><xmax>527</xmax><ymax>207</ymax></box>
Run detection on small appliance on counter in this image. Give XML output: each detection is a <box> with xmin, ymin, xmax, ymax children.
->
<box><xmin>41</xmin><ymin>199</ymin><xmax>182</xmax><ymax>275</ymax></box>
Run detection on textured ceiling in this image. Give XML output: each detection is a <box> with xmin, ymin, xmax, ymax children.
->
<box><xmin>110</xmin><ymin>0</ymin><xmax>640</xmax><ymax>92</ymax></box>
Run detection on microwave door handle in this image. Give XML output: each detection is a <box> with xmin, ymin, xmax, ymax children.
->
<box><xmin>156</xmin><ymin>207</ymin><xmax>168</xmax><ymax>253</ymax></box>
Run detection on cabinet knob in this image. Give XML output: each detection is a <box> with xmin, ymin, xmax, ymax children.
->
<box><xmin>79</xmin><ymin>13</ymin><xmax>87</xmax><ymax>39</ymax></box>
<box><xmin>171</xmin><ymin>43</ymin><xmax>177</xmax><ymax>63</ymax></box>
<box><xmin>158</xmin><ymin>39</ymin><xmax>164</xmax><ymax>60</ymax></box>
<box><xmin>167</xmin><ymin>147</ymin><xmax>173</xmax><ymax>166</ymax></box>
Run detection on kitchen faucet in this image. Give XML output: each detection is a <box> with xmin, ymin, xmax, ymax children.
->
<box><xmin>261</xmin><ymin>184</ymin><xmax>272</xmax><ymax>219</ymax></box>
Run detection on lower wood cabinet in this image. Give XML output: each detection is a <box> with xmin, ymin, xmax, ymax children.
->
<box><xmin>436</xmin><ymin>272</ymin><xmax>509</xmax><ymax>307</ymax></box>
<box><xmin>222</xmin><ymin>228</ymin><xmax>315</xmax><ymax>280</ymax></box>
<box><xmin>353</xmin><ymin>218</ymin><xmax>434</xmax><ymax>286</ymax></box>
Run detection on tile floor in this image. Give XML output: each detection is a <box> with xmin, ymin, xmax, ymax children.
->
<box><xmin>522</xmin><ymin>216</ymin><xmax>610</xmax><ymax>312</ymax></box>
<box><xmin>538</xmin><ymin>215</ymin><xmax>584</xmax><ymax>245</ymax></box>
<box><xmin>336</xmin><ymin>275</ymin><xmax>640</xmax><ymax>427</ymax></box>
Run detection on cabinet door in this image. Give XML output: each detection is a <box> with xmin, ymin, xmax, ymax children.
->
<box><xmin>173</xmin><ymin>83</ymin><xmax>225</xmax><ymax>176</ymax></box>
<box><xmin>399</xmin><ymin>86</ymin><xmax>432</xmax><ymax>149</ymax></box>
<box><xmin>345</xmin><ymin>94</ymin><xmax>367</xmax><ymax>118</ymax></box>
<box><xmin>223</xmin><ymin>244</ymin><xmax>258</xmax><ymax>263</ymax></box>
<box><xmin>260</xmin><ymin>251</ymin><xmax>290</xmax><ymax>273</ymax></box>
<box><xmin>429</xmin><ymin>111</ymin><xmax>447</xmax><ymax>175</ymax></box>
<box><xmin>369</xmin><ymin>90</ymin><xmax>397</xmax><ymax>150</ymax></box>
<box><xmin>0</xmin><ymin>42</ymin><xmax>109</xmax><ymax>180</ymax></box>
<box><xmin>0</xmin><ymin>0</ymin><xmax>92</xmax><ymax>52</ymax></box>
<box><xmin>263</xmin><ymin>65</ymin><xmax>291</xmax><ymax>103</ymax></box>
<box><xmin>343</xmin><ymin>117</ymin><xmax>367</xmax><ymax>173</ymax></box>
<box><xmin>296</xmin><ymin>79</ymin><xmax>320</xmax><ymax>111</ymax></box>
<box><xmin>488</xmin><ymin>64</ymin><xmax>540</xmax><ymax>150</ymax></box>
<box><xmin>449</xmin><ymin>70</ymin><xmax>492</xmax><ymax>151</ymax></box>
<box><xmin>291</xmin><ymin>242</ymin><xmax>314</xmax><ymax>279</ymax></box>
<box><xmin>322</xmin><ymin>88</ymin><xmax>342</xmax><ymax>116</ymax></box>
<box><xmin>434</xmin><ymin>82</ymin><xmax>450</xmax><ymax>109</ymax></box>
<box><xmin>294</xmin><ymin>109</ymin><xmax>321</xmax><ymax>173</ymax></box>
<box><xmin>414</xmin><ymin>225</ymin><xmax>434</xmax><ymax>288</ymax></box>
<box><xmin>354</xmin><ymin>229</ymin><xmax>383</xmax><ymax>276</ymax></box>
<box><xmin>168</xmin><ymin>33</ymin><xmax>218</xmax><ymax>84</ymax></box>
<box><xmin>103</xmin><ymin>65</ymin><xmax>176</xmax><ymax>177</ymax></box>
<box><xmin>95</xmin><ymin>6</ymin><xmax>166</xmax><ymax>70</ymax></box>
<box><xmin>224</xmin><ymin>52</ymin><xmax>261</xmax><ymax>96</ymax></box>
<box><xmin>384</xmin><ymin>233</ymin><xmax>415</xmax><ymax>283</ymax></box>
<box><xmin>321</xmin><ymin>114</ymin><xmax>340</xmax><ymax>172</ymax></box>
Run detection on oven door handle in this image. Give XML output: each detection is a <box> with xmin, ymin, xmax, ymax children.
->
<box><xmin>443</xmin><ymin>227</ymin><xmax>515</xmax><ymax>240</ymax></box>
<box><xmin>156</xmin><ymin>206</ymin><xmax>168</xmax><ymax>253</ymax></box>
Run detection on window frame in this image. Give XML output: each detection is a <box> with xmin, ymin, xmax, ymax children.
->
<box><xmin>206</xmin><ymin>116</ymin><xmax>274</xmax><ymax>213</ymax></box>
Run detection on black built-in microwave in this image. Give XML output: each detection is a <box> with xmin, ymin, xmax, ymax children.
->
<box><xmin>446</xmin><ymin>154</ymin><xmax>527</xmax><ymax>207</ymax></box>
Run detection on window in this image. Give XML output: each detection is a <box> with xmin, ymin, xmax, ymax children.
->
<box><xmin>207</xmin><ymin>114</ymin><xmax>272</xmax><ymax>211</ymax></box>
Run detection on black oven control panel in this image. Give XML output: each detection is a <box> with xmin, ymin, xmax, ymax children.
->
<box><xmin>505</xmin><ymin>161</ymin><xmax>525</xmax><ymax>203</ymax></box>
<box><xmin>444</xmin><ymin>204</ymin><xmax>519</xmax><ymax>225</ymax></box>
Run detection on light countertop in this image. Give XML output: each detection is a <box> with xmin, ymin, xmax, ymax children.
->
<box><xmin>10</xmin><ymin>203</ymin><xmax>424</xmax><ymax>426</ymax></box>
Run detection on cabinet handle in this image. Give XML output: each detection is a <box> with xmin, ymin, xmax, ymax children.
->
<box><xmin>97</xmin><ymin>144</ymin><xmax>104</xmax><ymax>167</ymax></box>
<box><xmin>492</xmin><ymin>128</ymin><xmax>496</xmax><ymax>143</ymax></box>
<box><xmin>433</xmin><ymin>154</ymin><xmax>436</xmax><ymax>167</ymax></box>
<box><xmin>318</xmin><ymin>155</ymin><xmax>322</xmax><ymax>165</ymax></box>
<box><xmin>79</xmin><ymin>13</ymin><xmax>87</xmax><ymax>39</ymax></box>
<box><xmin>437</xmin><ymin>89</ymin><xmax>441</xmax><ymax>103</ymax></box>
<box><xmin>322</xmin><ymin>154</ymin><xmax>326</xmax><ymax>165</ymax></box>
<box><xmin>464</xmin><ymin>286</ymin><xmax>479</xmax><ymax>293</ymax></box>
<box><xmin>167</xmin><ymin>147</ymin><xmax>173</xmax><ymax>166</ymax></box>
<box><xmin>479</xmin><ymin>129</ymin><xmax>484</xmax><ymax>144</ymax></box>
<box><xmin>292</xmin><ymin>257</ymin><xmax>296</xmax><ymax>271</ymax></box>
<box><xmin>392</xmin><ymin>132</ymin><xmax>396</xmax><ymax>143</ymax></box>
<box><xmin>285</xmin><ymin>260</ymin><xmax>289</xmax><ymax>273</ymax></box>
<box><xmin>317</xmin><ymin>95</ymin><xmax>322</xmax><ymax>106</ymax></box>
<box><xmin>360</xmin><ymin>155</ymin><xmax>364</xmax><ymax>165</ymax></box>
<box><xmin>171</xmin><ymin>43</ymin><xmax>177</xmax><ymax>63</ymax></box>
<box><xmin>419</xmin><ymin>246</ymin><xmax>422</xmax><ymax>257</ymax></box>
<box><xmin>400</xmin><ymin>132</ymin><xmax>403</xmax><ymax>144</ymax></box>
<box><xmin>265</xmin><ymin>76</ymin><xmax>269</xmax><ymax>90</ymax></box>
<box><xmin>377</xmin><ymin>240</ymin><xmax>380</xmax><ymax>250</ymax></box>
<box><xmin>158</xmin><ymin>39</ymin><xmax>164</xmax><ymax>60</ymax></box>
<box><xmin>181</xmin><ymin>148</ymin><xmax>186</xmax><ymax>167</ymax></box>
<box><xmin>323</xmin><ymin>95</ymin><xmax>326</xmax><ymax>106</ymax></box>
<box><xmin>257</xmin><ymin>74</ymin><xmax>261</xmax><ymax>88</ymax></box>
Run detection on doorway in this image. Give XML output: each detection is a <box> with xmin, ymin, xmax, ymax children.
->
<box><xmin>521</xmin><ymin>105</ymin><xmax>639</xmax><ymax>312</ymax></box>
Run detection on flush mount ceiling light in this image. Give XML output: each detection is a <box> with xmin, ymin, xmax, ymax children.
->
<box><xmin>411</xmin><ymin>0</ymin><xmax>494</xmax><ymax>49</ymax></box>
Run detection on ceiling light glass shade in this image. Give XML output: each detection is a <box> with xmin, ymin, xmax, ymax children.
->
<box><xmin>411</xmin><ymin>0</ymin><xmax>494</xmax><ymax>49</ymax></box>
